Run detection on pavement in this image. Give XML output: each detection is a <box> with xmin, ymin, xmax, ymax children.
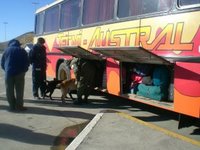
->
<box><xmin>1</xmin><ymin>96</ymin><xmax>199</xmax><ymax>150</ymax></box>
<box><xmin>66</xmin><ymin>111</ymin><xmax>200</xmax><ymax>150</ymax></box>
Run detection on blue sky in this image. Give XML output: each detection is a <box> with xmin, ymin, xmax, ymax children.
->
<box><xmin>0</xmin><ymin>0</ymin><xmax>55</xmax><ymax>42</ymax></box>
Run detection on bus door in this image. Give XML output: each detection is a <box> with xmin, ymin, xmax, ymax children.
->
<box><xmin>56</xmin><ymin>46</ymin><xmax>106</xmax><ymax>89</ymax></box>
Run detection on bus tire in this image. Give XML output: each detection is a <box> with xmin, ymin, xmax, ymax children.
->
<box><xmin>57</xmin><ymin>62</ymin><xmax>71</xmax><ymax>80</ymax></box>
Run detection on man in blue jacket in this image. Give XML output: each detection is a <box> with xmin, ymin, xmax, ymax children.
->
<box><xmin>1</xmin><ymin>39</ymin><xmax>29</xmax><ymax>111</ymax></box>
<box><xmin>29</xmin><ymin>37</ymin><xmax>47</xmax><ymax>99</ymax></box>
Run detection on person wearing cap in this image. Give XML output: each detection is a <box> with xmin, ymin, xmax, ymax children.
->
<box><xmin>1</xmin><ymin>39</ymin><xmax>29</xmax><ymax>111</ymax></box>
<box><xmin>29</xmin><ymin>37</ymin><xmax>47</xmax><ymax>99</ymax></box>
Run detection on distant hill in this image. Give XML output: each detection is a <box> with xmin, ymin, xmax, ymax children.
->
<box><xmin>0</xmin><ymin>31</ymin><xmax>34</xmax><ymax>52</ymax></box>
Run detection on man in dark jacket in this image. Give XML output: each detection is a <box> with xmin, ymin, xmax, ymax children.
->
<box><xmin>1</xmin><ymin>39</ymin><xmax>29</xmax><ymax>111</ymax></box>
<box><xmin>29</xmin><ymin>37</ymin><xmax>47</xmax><ymax>99</ymax></box>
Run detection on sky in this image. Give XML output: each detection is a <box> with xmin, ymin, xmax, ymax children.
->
<box><xmin>0</xmin><ymin>0</ymin><xmax>55</xmax><ymax>42</ymax></box>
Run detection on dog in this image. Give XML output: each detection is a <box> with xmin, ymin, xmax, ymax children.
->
<box><xmin>44</xmin><ymin>78</ymin><xmax>63</xmax><ymax>100</ymax></box>
<box><xmin>56</xmin><ymin>78</ymin><xmax>77</xmax><ymax>103</ymax></box>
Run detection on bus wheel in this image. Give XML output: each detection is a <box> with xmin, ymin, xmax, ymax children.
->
<box><xmin>57</xmin><ymin>62</ymin><xmax>71</xmax><ymax>80</ymax></box>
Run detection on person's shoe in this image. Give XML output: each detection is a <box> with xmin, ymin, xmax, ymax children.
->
<box><xmin>62</xmin><ymin>99</ymin><xmax>66</xmax><ymax>104</ymax></box>
<box><xmin>34</xmin><ymin>96</ymin><xmax>41</xmax><ymax>100</ymax></box>
<box><xmin>82</xmin><ymin>96</ymin><xmax>89</xmax><ymax>104</ymax></box>
<box><xmin>73</xmin><ymin>98</ymin><xmax>82</xmax><ymax>105</ymax></box>
<box><xmin>8</xmin><ymin>107</ymin><xmax>16</xmax><ymax>112</ymax></box>
<box><xmin>16</xmin><ymin>106</ymin><xmax>27</xmax><ymax>111</ymax></box>
<box><xmin>41</xmin><ymin>93</ymin><xmax>46</xmax><ymax>99</ymax></box>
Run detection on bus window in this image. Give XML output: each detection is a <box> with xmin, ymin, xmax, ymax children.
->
<box><xmin>35</xmin><ymin>12</ymin><xmax>44</xmax><ymax>35</ymax></box>
<box><xmin>142</xmin><ymin>0</ymin><xmax>160</xmax><ymax>14</ymax></box>
<box><xmin>117</xmin><ymin>0</ymin><xmax>140</xmax><ymax>17</ymax></box>
<box><xmin>158</xmin><ymin>0</ymin><xmax>173</xmax><ymax>11</ymax></box>
<box><xmin>82</xmin><ymin>0</ymin><xmax>115</xmax><ymax>25</ymax></box>
<box><xmin>178</xmin><ymin>0</ymin><xmax>200</xmax><ymax>8</ymax></box>
<box><xmin>60</xmin><ymin>0</ymin><xmax>81</xmax><ymax>29</ymax></box>
<box><xmin>117</xmin><ymin>0</ymin><xmax>173</xmax><ymax>18</ymax></box>
<box><xmin>179</xmin><ymin>0</ymin><xmax>200</xmax><ymax>6</ymax></box>
<box><xmin>44</xmin><ymin>6</ymin><xmax>59</xmax><ymax>33</ymax></box>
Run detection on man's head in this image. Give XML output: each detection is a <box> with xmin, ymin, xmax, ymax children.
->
<box><xmin>8</xmin><ymin>39</ymin><xmax>21</xmax><ymax>47</ymax></box>
<box><xmin>37</xmin><ymin>37</ymin><xmax>45</xmax><ymax>45</ymax></box>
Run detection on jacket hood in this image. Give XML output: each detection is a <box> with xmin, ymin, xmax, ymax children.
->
<box><xmin>8</xmin><ymin>39</ymin><xmax>21</xmax><ymax>47</ymax></box>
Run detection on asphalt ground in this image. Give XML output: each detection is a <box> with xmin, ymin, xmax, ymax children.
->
<box><xmin>69</xmin><ymin>112</ymin><xmax>200</xmax><ymax>150</ymax></box>
<box><xmin>0</xmin><ymin>53</ymin><xmax>199</xmax><ymax>150</ymax></box>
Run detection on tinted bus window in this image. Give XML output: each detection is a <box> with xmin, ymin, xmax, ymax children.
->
<box><xmin>60</xmin><ymin>0</ymin><xmax>81</xmax><ymax>29</ymax></box>
<box><xmin>44</xmin><ymin>6</ymin><xmax>59</xmax><ymax>33</ymax></box>
<box><xmin>82</xmin><ymin>0</ymin><xmax>115</xmax><ymax>25</ymax></box>
<box><xmin>179</xmin><ymin>0</ymin><xmax>200</xmax><ymax>7</ymax></box>
<box><xmin>179</xmin><ymin>0</ymin><xmax>200</xmax><ymax>6</ymax></box>
<box><xmin>118</xmin><ymin>0</ymin><xmax>173</xmax><ymax>18</ymax></box>
<box><xmin>35</xmin><ymin>12</ymin><xmax>44</xmax><ymax>35</ymax></box>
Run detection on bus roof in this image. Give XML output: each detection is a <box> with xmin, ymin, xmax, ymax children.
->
<box><xmin>35</xmin><ymin>0</ymin><xmax>63</xmax><ymax>14</ymax></box>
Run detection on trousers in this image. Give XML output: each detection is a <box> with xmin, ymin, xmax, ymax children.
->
<box><xmin>32</xmin><ymin>69</ymin><xmax>46</xmax><ymax>97</ymax></box>
<box><xmin>5</xmin><ymin>72</ymin><xmax>26</xmax><ymax>110</ymax></box>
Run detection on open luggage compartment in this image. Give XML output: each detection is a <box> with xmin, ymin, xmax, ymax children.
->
<box><xmin>92</xmin><ymin>46</ymin><xmax>174</xmax><ymax>109</ymax></box>
<box><xmin>121</xmin><ymin>62</ymin><xmax>174</xmax><ymax>108</ymax></box>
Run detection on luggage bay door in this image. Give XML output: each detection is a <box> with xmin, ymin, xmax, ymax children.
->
<box><xmin>91</xmin><ymin>46</ymin><xmax>171</xmax><ymax>65</ymax></box>
<box><xmin>55</xmin><ymin>45</ymin><xmax>103</xmax><ymax>61</ymax></box>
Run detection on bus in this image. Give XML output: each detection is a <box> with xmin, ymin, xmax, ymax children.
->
<box><xmin>34</xmin><ymin>0</ymin><xmax>200</xmax><ymax>127</ymax></box>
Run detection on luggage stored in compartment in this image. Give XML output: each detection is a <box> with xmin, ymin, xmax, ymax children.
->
<box><xmin>122</xmin><ymin>62</ymin><xmax>174</xmax><ymax>104</ymax></box>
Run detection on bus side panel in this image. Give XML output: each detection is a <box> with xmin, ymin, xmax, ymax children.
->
<box><xmin>174</xmin><ymin>62</ymin><xmax>200</xmax><ymax>118</ymax></box>
<box><xmin>46</xmin><ymin>55</ymin><xmax>56</xmax><ymax>78</ymax></box>
<box><xmin>46</xmin><ymin>54</ymin><xmax>71</xmax><ymax>78</ymax></box>
<box><xmin>106</xmin><ymin>58</ymin><xmax>120</xmax><ymax>95</ymax></box>
<box><xmin>44</xmin><ymin>34</ymin><xmax>63</xmax><ymax>78</ymax></box>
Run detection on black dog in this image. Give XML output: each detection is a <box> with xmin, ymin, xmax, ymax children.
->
<box><xmin>43</xmin><ymin>78</ymin><xmax>62</xmax><ymax>100</ymax></box>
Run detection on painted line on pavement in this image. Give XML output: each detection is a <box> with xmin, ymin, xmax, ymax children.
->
<box><xmin>66</xmin><ymin>112</ymin><xmax>104</xmax><ymax>150</ymax></box>
<box><xmin>118</xmin><ymin>112</ymin><xmax>200</xmax><ymax>147</ymax></box>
